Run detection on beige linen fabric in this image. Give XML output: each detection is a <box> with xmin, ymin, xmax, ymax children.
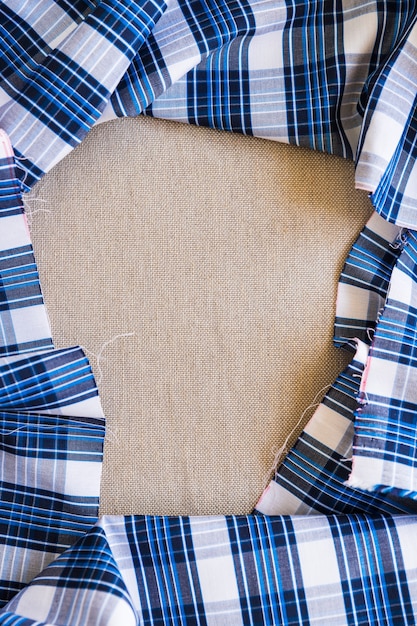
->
<box><xmin>27</xmin><ymin>116</ymin><xmax>372</xmax><ymax>516</ymax></box>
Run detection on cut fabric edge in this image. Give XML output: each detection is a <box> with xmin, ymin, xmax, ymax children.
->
<box><xmin>258</xmin><ymin>203</ymin><xmax>406</xmax><ymax>513</ymax></box>
<box><xmin>2</xmin><ymin>513</ymin><xmax>417</xmax><ymax>625</ymax></box>
<box><xmin>255</xmin><ymin>338</ymin><xmax>368</xmax><ymax>515</ymax></box>
<box><xmin>346</xmin><ymin>228</ymin><xmax>417</xmax><ymax>499</ymax></box>
<box><xmin>0</xmin><ymin>129</ymin><xmax>107</xmax><ymax>607</ymax></box>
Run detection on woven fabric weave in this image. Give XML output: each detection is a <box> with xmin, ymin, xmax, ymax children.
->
<box><xmin>1</xmin><ymin>1</ymin><xmax>417</xmax><ymax>623</ymax></box>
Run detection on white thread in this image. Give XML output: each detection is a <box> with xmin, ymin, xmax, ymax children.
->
<box><xmin>82</xmin><ymin>332</ymin><xmax>135</xmax><ymax>386</ymax></box>
<box><xmin>0</xmin><ymin>424</ymin><xmax>37</xmax><ymax>436</ymax></box>
<box><xmin>357</xmin><ymin>389</ymin><xmax>369</xmax><ymax>405</ymax></box>
<box><xmin>0</xmin><ymin>422</ymin><xmax>89</xmax><ymax>436</ymax></box>
<box><xmin>14</xmin><ymin>154</ymin><xmax>34</xmax><ymax>163</ymax></box>
<box><xmin>366</xmin><ymin>327</ymin><xmax>374</xmax><ymax>342</ymax></box>
<box><xmin>13</xmin><ymin>155</ymin><xmax>33</xmax><ymax>189</ymax></box>
<box><xmin>103</xmin><ymin>425</ymin><xmax>120</xmax><ymax>445</ymax></box>
<box><xmin>81</xmin><ymin>335</ymin><xmax>135</xmax><ymax>446</ymax></box>
<box><xmin>262</xmin><ymin>382</ymin><xmax>332</xmax><ymax>490</ymax></box>
<box><xmin>375</xmin><ymin>306</ymin><xmax>384</xmax><ymax>325</ymax></box>
<box><xmin>22</xmin><ymin>195</ymin><xmax>51</xmax><ymax>225</ymax></box>
<box><xmin>389</xmin><ymin>227</ymin><xmax>409</xmax><ymax>251</ymax></box>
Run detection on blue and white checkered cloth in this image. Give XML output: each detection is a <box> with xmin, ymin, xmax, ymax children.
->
<box><xmin>2</xmin><ymin>513</ymin><xmax>417</xmax><ymax>625</ymax></box>
<box><xmin>1</xmin><ymin>1</ymin><xmax>417</xmax><ymax>623</ymax></box>
<box><xmin>0</xmin><ymin>132</ymin><xmax>105</xmax><ymax>609</ymax></box>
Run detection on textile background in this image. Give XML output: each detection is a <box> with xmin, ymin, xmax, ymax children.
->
<box><xmin>28</xmin><ymin>115</ymin><xmax>372</xmax><ymax>516</ymax></box>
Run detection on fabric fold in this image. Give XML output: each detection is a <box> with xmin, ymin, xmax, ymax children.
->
<box><xmin>2</xmin><ymin>1</ymin><xmax>417</xmax><ymax>201</ymax></box>
<box><xmin>0</xmin><ymin>130</ymin><xmax>52</xmax><ymax>356</ymax></box>
<box><xmin>3</xmin><ymin>525</ymin><xmax>137</xmax><ymax>626</ymax></box>
<box><xmin>347</xmin><ymin>229</ymin><xmax>417</xmax><ymax>498</ymax></box>
<box><xmin>0</xmin><ymin>127</ymin><xmax>105</xmax><ymax>608</ymax></box>
<box><xmin>1</xmin><ymin>0</ymin><xmax>168</xmax><ymax>187</ymax></box>
<box><xmin>0</xmin><ymin>344</ymin><xmax>105</xmax><ymax>606</ymax></box>
<box><xmin>255</xmin><ymin>339</ymin><xmax>417</xmax><ymax>516</ymax></box>
<box><xmin>355</xmin><ymin>15</ymin><xmax>417</xmax><ymax>228</ymax></box>
<box><xmin>2</xmin><ymin>513</ymin><xmax>417</xmax><ymax>625</ymax></box>
<box><xmin>0</xmin><ymin>346</ymin><xmax>102</xmax><ymax>416</ymax></box>
<box><xmin>2</xmin><ymin>1</ymin><xmax>417</xmax><ymax>622</ymax></box>
<box><xmin>334</xmin><ymin>211</ymin><xmax>403</xmax><ymax>349</ymax></box>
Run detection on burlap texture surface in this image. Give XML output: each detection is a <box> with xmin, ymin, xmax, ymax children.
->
<box><xmin>27</xmin><ymin>116</ymin><xmax>372</xmax><ymax>515</ymax></box>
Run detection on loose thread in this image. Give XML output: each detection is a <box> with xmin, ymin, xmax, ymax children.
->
<box><xmin>82</xmin><ymin>332</ymin><xmax>135</xmax><ymax>387</ymax></box>
<box><xmin>82</xmin><ymin>334</ymin><xmax>135</xmax><ymax>446</ymax></box>
<box><xmin>22</xmin><ymin>197</ymin><xmax>52</xmax><ymax>226</ymax></box>
<box><xmin>389</xmin><ymin>228</ymin><xmax>409</xmax><ymax>250</ymax></box>
<box><xmin>13</xmin><ymin>155</ymin><xmax>34</xmax><ymax>190</ymax></box>
<box><xmin>0</xmin><ymin>422</ymin><xmax>94</xmax><ymax>436</ymax></box>
<box><xmin>357</xmin><ymin>391</ymin><xmax>369</xmax><ymax>406</ymax></box>
<box><xmin>366</xmin><ymin>327</ymin><xmax>374</xmax><ymax>342</ymax></box>
<box><xmin>262</xmin><ymin>382</ymin><xmax>332</xmax><ymax>491</ymax></box>
<box><xmin>103</xmin><ymin>425</ymin><xmax>120</xmax><ymax>445</ymax></box>
<box><xmin>0</xmin><ymin>424</ymin><xmax>41</xmax><ymax>436</ymax></box>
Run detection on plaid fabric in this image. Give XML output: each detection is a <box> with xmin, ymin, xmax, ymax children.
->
<box><xmin>0</xmin><ymin>347</ymin><xmax>102</xmax><ymax>415</ymax></box>
<box><xmin>0</xmin><ymin>343</ymin><xmax>105</xmax><ymax>607</ymax></box>
<box><xmin>1</xmin><ymin>1</ymin><xmax>417</xmax><ymax>623</ymax></box>
<box><xmin>1</xmin><ymin>513</ymin><xmax>416</xmax><ymax>625</ymax></box>
<box><xmin>0</xmin><ymin>405</ymin><xmax>105</xmax><ymax>606</ymax></box>
<box><xmin>1</xmin><ymin>0</ymin><xmax>417</xmax><ymax>230</ymax></box>
<box><xmin>260</xmin><ymin>213</ymin><xmax>417</xmax><ymax>506</ymax></box>
<box><xmin>260</xmin><ymin>223</ymin><xmax>417</xmax><ymax>512</ymax></box>
<box><xmin>356</xmin><ymin>14</ymin><xmax>417</xmax><ymax>228</ymax></box>
<box><xmin>346</xmin><ymin>229</ymin><xmax>417</xmax><ymax>498</ymax></box>
<box><xmin>256</xmin><ymin>339</ymin><xmax>417</xmax><ymax>516</ymax></box>
<box><xmin>334</xmin><ymin>212</ymin><xmax>403</xmax><ymax>349</ymax></box>
<box><xmin>0</xmin><ymin>131</ymin><xmax>52</xmax><ymax>356</ymax></box>
<box><xmin>0</xmin><ymin>0</ymin><xmax>166</xmax><ymax>186</ymax></box>
<box><xmin>0</xmin><ymin>122</ymin><xmax>105</xmax><ymax>609</ymax></box>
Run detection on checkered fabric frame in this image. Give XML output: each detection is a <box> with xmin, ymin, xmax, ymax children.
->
<box><xmin>1</xmin><ymin>1</ymin><xmax>417</xmax><ymax>624</ymax></box>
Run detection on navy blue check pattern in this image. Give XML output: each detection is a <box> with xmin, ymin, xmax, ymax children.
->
<box><xmin>334</xmin><ymin>212</ymin><xmax>404</xmax><ymax>349</ymax></box>
<box><xmin>0</xmin><ymin>132</ymin><xmax>52</xmax><ymax>356</ymax></box>
<box><xmin>0</xmin><ymin>346</ymin><xmax>105</xmax><ymax>607</ymax></box>
<box><xmin>2</xmin><ymin>513</ymin><xmax>416</xmax><ymax>625</ymax></box>
<box><xmin>256</xmin><ymin>343</ymin><xmax>417</xmax><ymax>516</ymax></box>
<box><xmin>0</xmin><ymin>0</ymin><xmax>416</xmax><ymax>227</ymax></box>
<box><xmin>1</xmin><ymin>1</ymin><xmax>417</xmax><ymax>624</ymax></box>
<box><xmin>0</xmin><ymin>347</ymin><xmax>98</xmax><ymax>412</ymax></box>
<box><xmin>0</xmin><ymin>133</ymin><xmax>105</xmax><ymax>610</ymax></box>
<box><xmin>347</xmin><ymin>230</ymin><xmax>417</xmax><ymax>498</ymax></box>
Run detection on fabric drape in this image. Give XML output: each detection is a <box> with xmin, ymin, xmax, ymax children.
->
<box><xmin>1</xmin><ymin>1</ymin><xmax>417</xmax><ymax>623</ymax></box>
